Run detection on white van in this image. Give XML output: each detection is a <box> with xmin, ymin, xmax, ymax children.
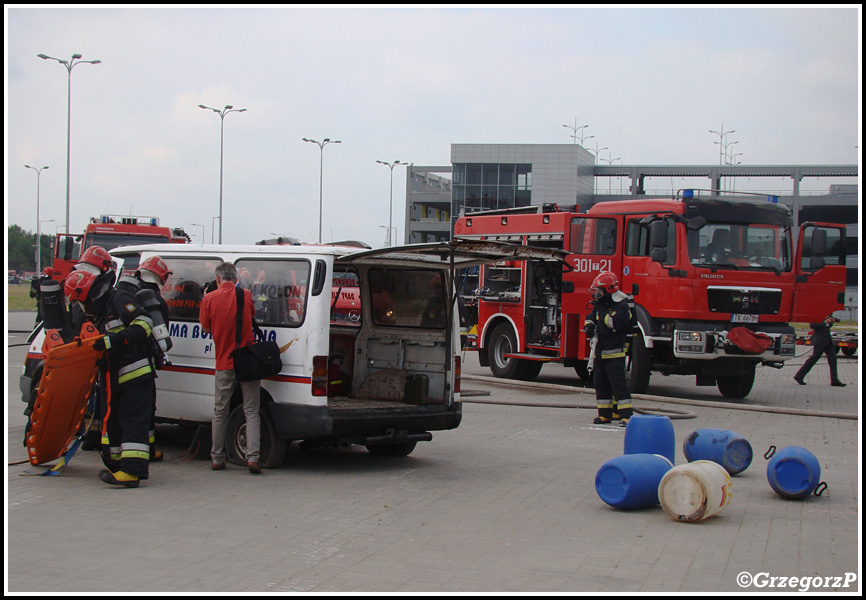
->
<box><xmin>37</xmin><ymin>240</ymin><xmax>558</xmax><ymax>467</ymax></box>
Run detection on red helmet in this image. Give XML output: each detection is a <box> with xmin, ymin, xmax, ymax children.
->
<box><xmin>64</xmin><ymin>270</ymin><xmax>114</xmax><ymax>305</ymax></box>
<box><xmin>590</xmin><ymin>271</ymin><xmax>619</xmax><ymax>295</ymax></box>
<box><xmin>137</xmin><ymin>256</ymin><xmax>172</xmax><ymax>285</ymax></box>
<box><xmin>77</xmin><ymin>246</ymin><xmax>113</xmax><ymax>274</ymax></box>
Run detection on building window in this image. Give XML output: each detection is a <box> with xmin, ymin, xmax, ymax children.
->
<box><xmin>452</xmin><ymin>163</ymin><xmax>532</xmax><ymax>216</ymax></box>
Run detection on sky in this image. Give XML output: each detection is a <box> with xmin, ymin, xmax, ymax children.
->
<box><xmin>5</xmin><ymin>6</ymin><xmax>861</xmax><ymax>250</ymax></box>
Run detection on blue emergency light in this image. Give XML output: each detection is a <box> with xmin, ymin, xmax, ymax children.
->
<box><xmin>767</xmin><ymin>195</ymin><xmax>779</xmax><ymax>203</ymax></box>
<box><xmin>683</xmin><ymin>189</ymin><xmax>695</xmax><ymax>198</ymax></box>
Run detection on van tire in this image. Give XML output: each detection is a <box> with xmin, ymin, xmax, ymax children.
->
<box><xmin>226</xmin><ymin>404</ymin><xmax>286</xmax><ymax>469</ymax></box>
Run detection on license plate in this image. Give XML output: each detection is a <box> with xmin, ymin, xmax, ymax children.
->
<box><xmin>731</xmin><ymin>314</ymin><xmax>759</xmax><ymax>323</ymax></box>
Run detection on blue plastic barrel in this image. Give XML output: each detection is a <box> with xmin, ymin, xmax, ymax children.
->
<box><xmin>595</xmin><ymin>453</ymin><xmax>673</xmax><ymax>510</ymax></box>
<box><xmin>623</xmin><ymin>415</ymin><xmax>676</xmax><ymax>464</ymax></box>
<box><xmin>766</xmin><ymin>445</ymin><xmax>826</xmax><ymax>499</ymax></box>
<box><xmin>683</xmin><ymin>428</ymin><xmax>753</xmax><ymax>475</ymax></box>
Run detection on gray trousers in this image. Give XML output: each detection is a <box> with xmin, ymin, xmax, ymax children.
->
<box><xmin>211</xmin><ymin>370</ymin><xmax>261</xmax><ymax>464</ymax></box>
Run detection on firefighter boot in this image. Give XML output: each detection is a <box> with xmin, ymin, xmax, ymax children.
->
<box><xmin>594</xmin><ymin>400</ymin><xmax>614</xmax><ymax>424</ymax></box>
<box><xmin>99</xmin><ymin>469</ymin><xmax>140</xmax><ymax>488</ymax></box>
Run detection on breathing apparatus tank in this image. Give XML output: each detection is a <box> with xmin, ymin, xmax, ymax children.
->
<box><xmin>38</xmin><ymin>275</ymin><xmax>72</xmax><ymax>333</ymax></box>
<box><xmin>136</xmin><ymin>288</ymin><xmax>172</xmax><ymax>353</ymax></box>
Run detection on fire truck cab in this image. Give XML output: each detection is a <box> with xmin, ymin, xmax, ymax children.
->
<box><xmin>51</xmin><ymin>215</ymin><xmax>190</xmax><ymax>281</ymax></box>
<box><xmin>454</xmin><ymin>190</ymin><xmax>847</xmax><ymax>398</ymax></box>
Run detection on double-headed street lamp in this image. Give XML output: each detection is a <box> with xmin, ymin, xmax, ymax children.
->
<box><xmin>562</xmin><ymin>118</ymin><xmax>593</xmax><ymax>146</ymax></box>
<box><xmin>199</xmin><ymin>104</ymin><xmax>246</xmax><ymax>243</ymax></box>
<box><xmin>37</xmin><ymin>53</ymin><xmax>101</xmax><ymax>234</ymax></box>
<box><xmin>25</xmin><ymin>165</ymin><xmax>49</xmax><ymax>272</ymax></box>
<box><xmin>303</xmin><ymin>137</ymin><xmax>341</xmax><ymax>244</ymax></box>
<box><xmin>376</xmin><ymin>160</ymin><xmax>408</xmax><ymax>246</ymax></box>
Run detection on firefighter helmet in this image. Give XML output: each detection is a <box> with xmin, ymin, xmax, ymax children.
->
<box><xmin>590</xmin><ymin>271</ymin><xmax>619</xmax><ymax>295</ymax></box>
<box><xmin>63</xmin><ymin>270</ymin><xmax>109</xmax><ymax>304</ymax></box>
<box><xmin>137</xmin><ymin>256</ymin><xmax>172</xmax><ymax>285</ymax></box>
<box><xmin>77</xmin><ymin>246</ymin><xmax>113</xmax><ymax>274</ymax></box>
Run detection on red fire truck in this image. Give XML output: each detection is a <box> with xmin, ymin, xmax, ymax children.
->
<box><xmin>50</xmin><ymin>215</ymin><xmax>190</xmax><ymax>280</ymax></box>
<box><xmin>453</xmin><ymin>190</ymin><xmax>847</xmax><ymax>398</ymax></box>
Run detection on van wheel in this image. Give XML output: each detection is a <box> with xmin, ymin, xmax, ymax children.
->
<box><xmin>366</xmin><ymin>441</ymin><xmax>417</xmax><ymax>457</ymax></box>
<box><xmin>226</xmin><ymin>404</ymin><xmax>286</xmax><ymax>468</ymax></box>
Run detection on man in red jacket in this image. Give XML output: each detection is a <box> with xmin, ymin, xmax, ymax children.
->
<box><xmin>199</xmin><ymin>263</ymin><xmax>262</xmax><ymax>474</ymax></box>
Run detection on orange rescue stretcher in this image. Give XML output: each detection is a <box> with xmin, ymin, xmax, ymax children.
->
<box><xmin>25</xmin><ymin>323</ymin><xmax>104</xmax><ymax>471</ymax></box>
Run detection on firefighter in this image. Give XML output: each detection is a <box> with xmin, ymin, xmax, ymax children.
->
<box><xmin>584</xmin><ymin>271</ymin><xmax>635</xmax><ymax>427</ymax></box>
<box><xmin>64</xmin><ymin>270</ymin><xmax>157</xmax><ymax>488</ymax></box>
<box><xmin>136</xmin><ymin>256</ymin><xmax>174</xmax><ymax>460</ymax></box>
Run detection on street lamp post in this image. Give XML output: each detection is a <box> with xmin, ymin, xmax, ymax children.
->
<box><xmin>599</xmin><ymin>154</ymin><xmax>621</xmax><ymax>194</ymax></box>
<box><xmin>37</xmin><ymin>53</ymin><xmax>101</xmax><ymax>235</ymax></box>
<box><xmin>190</xmin><ymin>223</ymin><xmax>205</xmax><ymax>244</ymax></box>
<box><xmin>199</xmin><ymin>104</ymin><xmax>246</xmax><ymax>243</ymax></box>
<box><xmin>25</xmin><ymin>164</ymin><xmax>49</xmax><ymax>272</ymax></box>
<box><xmin>709</xmin><ymin>123</ymin><xmax>735</xmax><ymax>166</ymax></box>
<box><xmin>376</xmin><ymin>160</ymin><xmax>408</xmax><ymax>246</ymax></box>
<box><xmin>586</xmin><ymin>141</ymin><xmax>609</xmax><ymax>194</ymax></box>
<box><xmin>303</xmin><ymin>137</ymin><xmax>341</xmax><ymax>244</ymax></box>
<box><xmin>562</xmin><ymin>118</ymin><xmax>593</xmax><ymax>146</ymax></box>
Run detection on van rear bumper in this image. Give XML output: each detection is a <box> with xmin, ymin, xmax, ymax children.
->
<box><xmin>267</xmin><ymin>401</ymin><xmax>463</xmax><ymax>441</ymax></box>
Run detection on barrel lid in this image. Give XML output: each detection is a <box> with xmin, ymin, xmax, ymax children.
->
<box><xmin>722</xmin><ymin>439</ymin><xmax>753</xmax><ymax>474</ymax></box>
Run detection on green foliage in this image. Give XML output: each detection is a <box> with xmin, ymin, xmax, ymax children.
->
<box><xmin>7</xmin><ymin>224</ymin><xmax>53</xmax><ymax>272</ymax></box>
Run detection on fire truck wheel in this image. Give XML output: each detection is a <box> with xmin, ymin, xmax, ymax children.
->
<box><xmin>488</xmin><ymin>323</ymin><xmax>521</xmax><ymax>379</ymax></box>
<box><xmin>841</xmin><ymin>346</ymin><xmax>856</xmax><ymax>357</ymax></box>
<box><xmin>574</xmin><ymin>361</ymin><xmax>592</xmax><ymax>383</ymax></box>
<box><xmin>488</xmin><ymin>323</ymin><xmax>540</xmax><ymax>381</ymax></box>
<box><xmin>226</xmin><ymin>403</ymin><xmax>287</xmax><ymax>469</ymax></box>
<box><xmin>626</xmin><ymin>334</ymin><xmax>651</xmax><ymax>394</ymax></box>
<box><xmin>716</xmin><ymin>366</ymin><xmax>756</xmax><ymax>399</ymax></box>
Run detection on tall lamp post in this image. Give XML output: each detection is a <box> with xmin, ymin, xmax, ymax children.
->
<box><xmin>709</xmin><ymin>124</ymin><xmax>735</xmax><ymax>165</ymax></box>
<box><xmin>562</xmin><ymin>118</ymin><xmax>592</xmax><ymax>146</ymax></box>
<box><xmin>303</xmin><ymin>137</ymin><xmax>341</xmax><ymax>244</ymax></box>
<box><xmin>376</xmin><ymin>160</ymin><xmax>408</xmax><ymax>246</ymax></box>
<box><xmin>37</xmin><ymin>53</ymin><xmax>101</xmax><ymax>234</ymax></box>
<box><xmin>25</xmin><ymin>164</ymin><xmax>49</xmax><ymax>272</ymax></box>
<box><xmin>199</xmin><ymin>104</ymin><xmax>246</xmax><ymax>243</ymax></box>
<box><xmin>190</xmin><ymin>223</ymin><xmax>205</xmax><ymax>244</ymax></box>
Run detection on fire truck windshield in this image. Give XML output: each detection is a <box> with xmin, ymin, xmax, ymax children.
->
<box><xmin>688</xmin><ymin>222</ymin><xmax>792</xmax><ymax>271</ymax></box>
<box><xmin>84</xmin><ymin>233</ymin><xmax>171</xmax><ymax>252</ymax></box>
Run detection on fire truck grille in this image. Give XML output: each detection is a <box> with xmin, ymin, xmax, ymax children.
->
<box><xmin>707</xmin><ymin>287</ymin><xmax>782</xmax><ymax>315</ymax></box>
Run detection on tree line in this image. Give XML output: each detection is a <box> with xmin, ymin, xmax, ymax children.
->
<box><xmin>8</xmin><ymin>224</ymin><xmax>54</xmax><ymax>273</ymax></box>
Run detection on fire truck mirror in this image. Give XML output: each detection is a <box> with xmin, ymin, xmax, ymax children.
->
<box><xmin>810</xmin><ymin>227</ymin><xmax>827</xmax><ymax>255</ymax></box>
<box><xmin>808</xmin><ymin>256</ymin><xmax>825</xmax><ymax>271</ymax></box>
<box><xmin>650</xmin><ymin>220</ymin><xmax>668</xmax><ymax>250</ymax></box>
<box><xmin>63</xmin><ymin>237</ymin><xmax>76</xmax><ymax>261</ymax></box>
<box><xmin>651</xmin><ymin>248</ymin><xmax>668</xmax><ymax>264</ymax></box>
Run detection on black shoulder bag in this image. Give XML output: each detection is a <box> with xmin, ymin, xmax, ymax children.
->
<box><xmin>230</xmin><ymin>287</ymin><xmax>282</xmax><ymax>382</ymax></box>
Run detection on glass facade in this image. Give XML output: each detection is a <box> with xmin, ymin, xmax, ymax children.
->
<box><xmin>452</xmin><ymin>163</ymin><xmax>532</xmax><ymax>217</ymax></box>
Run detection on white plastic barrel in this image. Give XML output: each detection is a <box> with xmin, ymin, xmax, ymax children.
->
<box><xmin>658</xmin><ymin>460</ymin><xmax>733</xmax><ymax>522</ymax></box>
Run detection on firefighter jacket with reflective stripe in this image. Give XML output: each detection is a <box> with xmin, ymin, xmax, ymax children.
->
<box><xmin>586</xmin><ymin>295</ymin><xmax>634</xmax><ymax>360</ymax></box>
<box><xmin>96</xmin><ymin>288</ymin><xmax>156</xmax><ymax>388</ymax></box>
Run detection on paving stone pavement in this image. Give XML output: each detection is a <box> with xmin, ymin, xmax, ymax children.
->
<box><xmin>6</xmin><ymin>311</ymin><xmax>861</xmax><ymax>593</ymax></box>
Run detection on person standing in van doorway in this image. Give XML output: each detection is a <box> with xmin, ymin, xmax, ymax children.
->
<box><xmin>794</xmin><ymin>316</ymin><xmax>847</xmax><ymax>387</ymax></box>
<box><xmin>199</xmin><ymin>262</ymin><xmax>262</xmax><ymax>474</ymax></box>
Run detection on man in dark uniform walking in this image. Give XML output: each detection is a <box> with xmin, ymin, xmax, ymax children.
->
<box><xmin>794</xmin><ymin>316</ymin><xmax>846</xmax><ymax>387</ymax></box>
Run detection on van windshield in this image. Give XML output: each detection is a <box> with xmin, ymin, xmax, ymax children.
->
<box><xmin>369</xmin><ymin>269</ymin><xmax>447</xmax><ymax>328</ymax></box>
<box><xmin>687</xmin><ymin>223</ymin><xmax>792</xmax><ymax>271</ymax></box>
